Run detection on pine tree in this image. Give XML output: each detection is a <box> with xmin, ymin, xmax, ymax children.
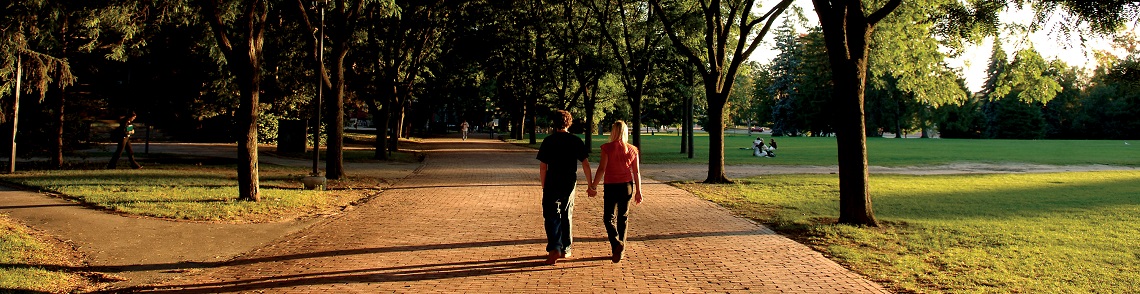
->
<box><xmin>767</xmin><ymin>20</ymin><xmax>802</xmax><ymax>136</ymax></box>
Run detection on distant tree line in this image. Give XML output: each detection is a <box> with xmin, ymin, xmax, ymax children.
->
<box><xmin>742</xmin><ymin>11</ymin><xmax>1139</xmax><ymax>141</ymax></box>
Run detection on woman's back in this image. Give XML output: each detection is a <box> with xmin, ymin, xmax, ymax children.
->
<box><xmin>601</xmin><ymin>142</ymin><xmax>638</xmax><ymax>184</ymax></box>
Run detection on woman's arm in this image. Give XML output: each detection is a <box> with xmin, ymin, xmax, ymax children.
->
<box><xmin>632</xmin><ymin>150</ymin><xmax>643</xmax><ymax>204</ymax></box>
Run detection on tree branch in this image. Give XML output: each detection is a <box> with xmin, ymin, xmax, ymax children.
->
<box><xmin>649</xmin><ymin>0</ymin><xmax>708</xmax><ymax>76</ymax></box>
<box><xmin>867</xmin><ymin>0</ymin><xmax>902</xmax><ymax>26</ymax></box>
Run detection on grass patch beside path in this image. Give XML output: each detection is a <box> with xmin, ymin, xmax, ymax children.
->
<box><xmin>0</xmin><ymin>214</ymin><xmax>90</xmax><ymax>293</ymax></box>
<box><xmin>514</xmin><ymin>133</ymin><xmax>1140</xmax><ymax>166</ymax></box>
<box><xmin>0</xmin><ymin>164</ymin><xmax>385</xmax><ymax>223</ymax></box>
<box><xmin>676</xmin><ymin>171</ymin><xmax>1140</xmax><ymax>293</ymax></box>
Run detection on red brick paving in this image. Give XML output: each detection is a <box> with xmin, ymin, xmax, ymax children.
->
<box><xmin>143</xmin><ymin>137</ymin><xmax>888</xmax><ymax>293</ymax></box>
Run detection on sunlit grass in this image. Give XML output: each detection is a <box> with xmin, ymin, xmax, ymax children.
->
<box><xmin>515</xmin><ymin>133</ymin><xmax>1140</xmax><ymax>166</ymax></box>
<box><xmin>677</xmin><ymin>171</ymin><xmax>1140</xmax><ymax>293</ymax></box>
<box><xmin>0</xmin><ymin>165</ymin><xmax>383</xmax><ymax>223</ymax></box>
<box><xmin>0</xmin><ymin>215</ymin><xmax>87</xmax><ymax>293</ymax></box>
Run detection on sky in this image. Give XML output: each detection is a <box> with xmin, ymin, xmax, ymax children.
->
<box><xmin>748</xmin><ymin>4</ymin><xmax>1138</xmax><ymax>93</ymax></box>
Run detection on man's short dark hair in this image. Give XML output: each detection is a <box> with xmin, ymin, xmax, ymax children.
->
<box><xmin>552</xmin><ymin>110</ymin><xmax>573</xmax><ymax>130</ymax></box>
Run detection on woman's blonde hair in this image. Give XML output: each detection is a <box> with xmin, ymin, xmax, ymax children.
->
<box><xmin>609</xmin><ymin>121</ymin><xmax>628</xmax><ymax>144</ymax></box>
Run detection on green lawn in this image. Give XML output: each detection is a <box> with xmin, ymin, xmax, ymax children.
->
<box><xmin>0</xmin><ymin>164</ymin><xmax>386</xmax><ymax>223</ymax></box>
<box><xmin>515</xmin><ymin>133</ymin><xmax>1140</xmax><ymax>166</ymax></box>
<box><xmin>678</xmin><ymin>171</ymin><xmax>1140</xmax><ymax>293</ymax></box>
<box><xmin>0</xmin><ymin>214</ymin><xmax>88</xmax><ymax>293</ymax></box>
<box><xmin>0</xmin><ymin>152</ymin><xmax>414</xmax><ymax>292</ymax></box>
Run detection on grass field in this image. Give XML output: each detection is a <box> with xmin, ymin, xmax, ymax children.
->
<box><xmin>0</xmin><ymin>215</ymin><xmax>87</xmax><ymax>293</ymax></box>
<box><xmin>0</xmin><ymin>163</ymin><xmax>386</xmax><ymax>223</ymax></box>
<box><xmin>678</xmin><ymin>171</ymin><xmax>1140</xmax><ymax>293</ymax></box>
<box><xmin>514</xmin><ymin>132</ymin><xmax>1140</xmax><ymax>166</ymax></box>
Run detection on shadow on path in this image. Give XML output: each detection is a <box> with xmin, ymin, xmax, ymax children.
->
<box><xmin>3</xmin><ymin>230</ymin><xmax>761</xmax><ymax>276</ymax></box>
<box><xmin>128</xmin><ymin>256</ymin><xmax>607</xmax><ymax>293</ymax></box>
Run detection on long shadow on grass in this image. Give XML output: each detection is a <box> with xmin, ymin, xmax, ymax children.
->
<box><xmin>0</xmin><ymin>203</ymin><xmax>82</xmax><ymax>209</ymax></box>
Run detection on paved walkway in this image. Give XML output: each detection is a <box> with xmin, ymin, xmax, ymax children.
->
<box><xmin>137</xmin><ymin>137</ymin><xmax>888</xmax><ymax>293</ymax></box>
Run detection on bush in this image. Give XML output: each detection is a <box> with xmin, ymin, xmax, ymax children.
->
<box><xmin>257</xmin><ymin>112</ymin><xmax>282</xmax><ymax>144</ymax></box>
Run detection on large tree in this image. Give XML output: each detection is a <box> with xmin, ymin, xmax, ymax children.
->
<box><xmin>811</xmin><ymin>0</ymin><xmax>1138</xmax><ymax>226</ymax></box>
<box><xmin>1</xmin><ymin>1</ymin><xmax>141</xmax><ymax>168</ymax></box>
<box><xmin>196</xmin><ymin>0</ymin><xmax>270</xmax><ymax>201</ymax></box>
<box><xmin>650</xmin><ymin>0</ymin><xmax>792</xmax><ymax>183</ymax></box>
<box><xmin>590</xmin><ymin>0</ymin><xmax>666</xmax><ymax>148</ymax></box>
<box><xmin>364</xmin><ymin>0</ymin><xmax>447</xmax><ymax>158</ymax></box>
<box><xmin>294</xmin><ymin>0</ymin><xmax>396</xmax><ymax>180</ymax></box>
<box><xmin>2</xmin><ymin>0</ymin><xmax>76</xmax><ymax>169</ymax></box>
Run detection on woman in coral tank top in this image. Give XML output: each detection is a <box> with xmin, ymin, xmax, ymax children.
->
<box><xmin>587</xmin><ymin>120</ymin><xmax>643</xmax><ymax>263</ymax></box>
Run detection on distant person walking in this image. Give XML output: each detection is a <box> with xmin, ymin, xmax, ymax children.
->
<box><xmin>536</xmin><ymin>110</ymin><xmax>593</xmax><ymax>265</ymax></box>
<box><xmin>460</xmin><ymin>121</ymin><xmax>469</xmax><ymax>140</ymax></box>
<box><xmin>107</xmin><ymin>111</ymin><xmax>142</xmax><ymax>169</ymax></box>
<box><xmin>588</xmin><ymin>120</ymin><xmax>643</xmax><ymax>263</ymax></box>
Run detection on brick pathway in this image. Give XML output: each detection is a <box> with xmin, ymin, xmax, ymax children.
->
<box><xmin>142</xmin><ymin>137</ymin><xmax>888</xmax><ymax>293</ymax></box>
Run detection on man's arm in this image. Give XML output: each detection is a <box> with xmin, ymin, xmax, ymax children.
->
<box><xmin>539</xmin><ymin>162</ymin><xmax>548</xmax><ymax>189</ymax></box>
<box><xmin>580</xmin><ymin>159</ymin><xmax>592</xmax><ymax>188</ymax></box>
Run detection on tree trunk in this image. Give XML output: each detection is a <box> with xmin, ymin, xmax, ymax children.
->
<box><xmin>390</xmin><ymin>89</ymin><xmax>408</xmax><ymax>151</ymax></box>
<box><xmin>386</xmin><ymin>98</ymin><xmax>398</xmax><ymax>152</ymax></box>
<box><xmin>527</xmin><ymin>91</ymin><xmax>537</xmax><ymax>144</ymax></box>
<box><xmin>585</xmin><ymin>85</ymin><xmax>595</xmax><ymax>151</ymax></box>
<box><xmin>199</xmin><ymin>0</ymin><xmax>267</xmax><ymax>202</ymax></box>
<box><xmin>388</xmin><ymin>84</ymin><xmax>408</xmax><ymax>152</ymax></box>
<box><xmin>324</xmin><ymin>45</ymin><xmax>348</xmax><ymax>180</ymax></box>
<box><xmin>816</xmin><ymin>0</ymin><xmax>884</xmax><ymax>227</ymax></box>
<box><xmin>679</xmin><ymin>95</ymin><xmax>687</xmax><ymax>154</ymax></box>
<box><xmin>704</xmin><ymin>91</ymin><xmax>729</xmax><ymax>183</ymax></box>
<box><xmin>831</xmin><ymin>60</ymin><xmax>875</xmax><ymax>225</ymax></box>
<box><xmin>512</xmin><ymin>103</ymin><xmax>524</xmax><ymax>140</ymax></box>
<box><xmin>236</xmin><ymin>72</ymin><xmax>261</xmax><ymax>202</ymax></box>
<box><xmin>50</xmin><ymin>86</ymin><xmax>65</xmax><ymax>169</ymax></box>
<box><xmin>679</xmin><ymin>90</ymin><xmax>688</xmax><ymax>157</ymax></box>
<box><xmin>367</xmin><ymin>85</ymin><xmax>389</xmax><ymax>160</ymax></box>
<box><xmin>630</xmin><ymin>88</ymin><xmax>643</xmax><ymax>148</ymax></box>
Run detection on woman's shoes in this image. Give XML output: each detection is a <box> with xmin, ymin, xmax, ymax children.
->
<box><xmin>611</xmin><ymin>244</ymin><xmax>625</xmax><ymax>263</ymax></box>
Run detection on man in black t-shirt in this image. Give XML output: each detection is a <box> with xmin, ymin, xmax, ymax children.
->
<box><xmin>536</xmin><ymin>110</ymin><xmax>593</xmax><ymax>265</ymax></box>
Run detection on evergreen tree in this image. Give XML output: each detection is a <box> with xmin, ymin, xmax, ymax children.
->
<box><xmin>767</xmin><ymin>19</ymin><xmax>802</xmax><ymax>137</ymax></box>
<box><xmin>1042</xmin><ymin>60</ymin><xmax>1085</xmax><ymax>139</ymax></box>
<box><xmin>982</xmin><ymin>47</ymin><xmax>1060</xmax><ymax>139</ymax></box>
<box><xmin>986</xmin><ymin>94</ymin><xmax>1046</xmax><ymax>139</ymax></box>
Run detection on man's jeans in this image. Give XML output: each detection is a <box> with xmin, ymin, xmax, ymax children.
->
<box><xmin>542</xmin><ymin>184</ymin><xmax>576</xmax><ymax>254</ymax></box>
